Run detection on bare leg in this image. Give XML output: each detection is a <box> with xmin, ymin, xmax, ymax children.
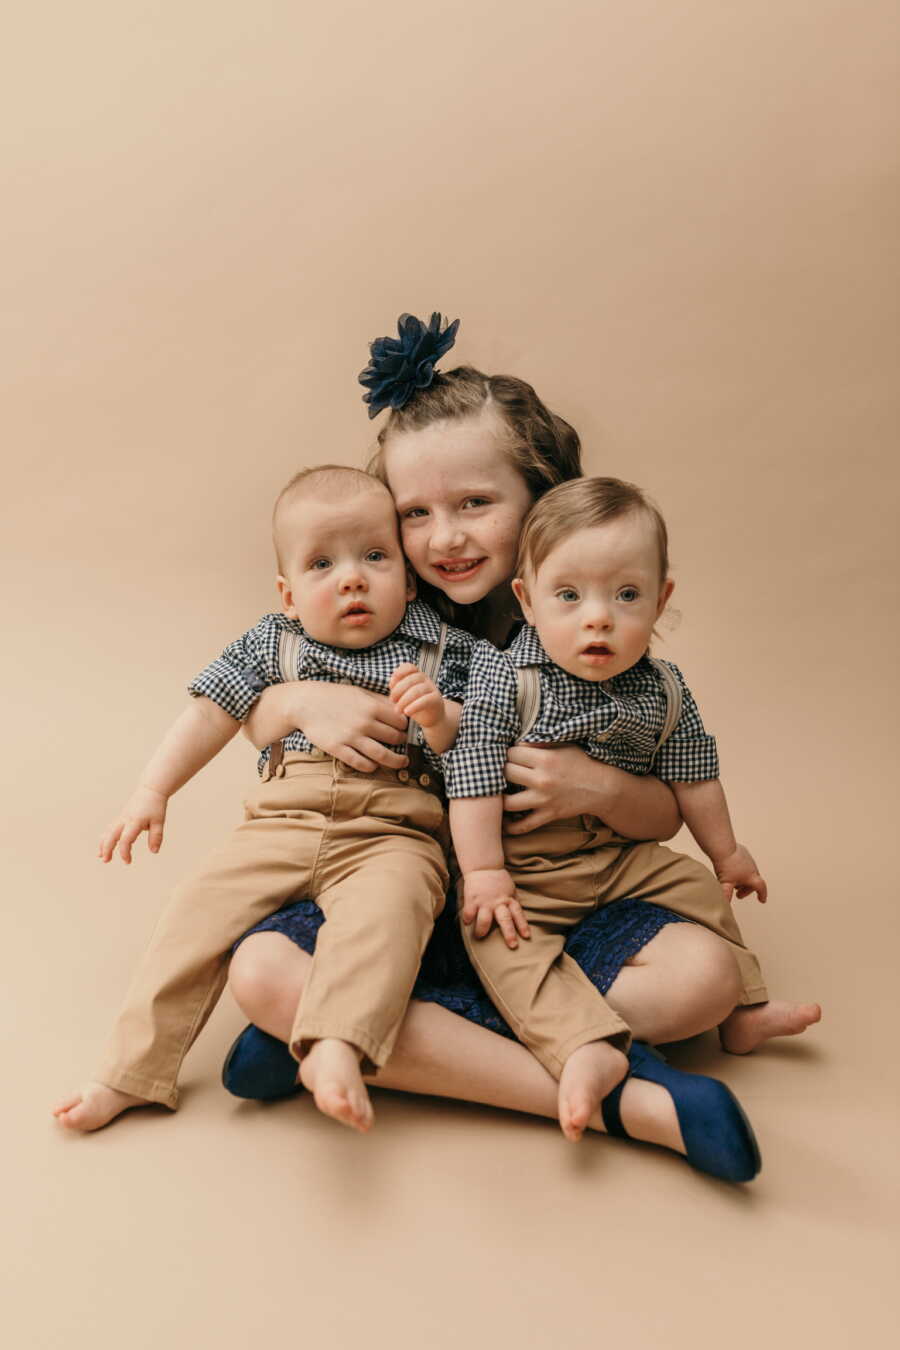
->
<box><xmin>229</xmin><ymin>934</ymin><xmax>684</xmax><ymax>1153</ymax></box>
<box><xmin>604</xmin><ymin>924</ymin><xmax>743</xmax><ymax>1042</ymax></box>
<box><xmin>605</xmin><ymin>924</ymin><xmax>821</xmax><ymax>1051</ymax></box>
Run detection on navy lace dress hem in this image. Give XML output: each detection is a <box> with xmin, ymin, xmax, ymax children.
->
<box><xmin>235</xmin><ymin>891</ymin><xmax>688</xmax><ymax>1042</ymax></box>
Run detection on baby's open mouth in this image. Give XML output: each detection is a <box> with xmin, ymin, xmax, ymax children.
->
<box><xmin>582</xmin><ymin>643</ymin><xmax>613</xmax><ymax>656</ymax></box>
<box><xmin>341</xmin><ymin>604</ymin><xmax>372</xmax><ymax>618</ymax></box>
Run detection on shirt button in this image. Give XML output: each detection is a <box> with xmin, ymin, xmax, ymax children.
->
<box><xmin>398</xmin><ymin>769</ymin><xmax>410</xmax><ymax>782</ymax></box>
<box><xmin>418</xmin><ymin>773</ymin><xmax>431</xmax><ymax>787</ymax></box>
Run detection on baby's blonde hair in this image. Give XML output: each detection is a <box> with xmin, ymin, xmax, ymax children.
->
<box><xmin>516</xmin><ymin>477</ymin><xmax>670</xmax><ymax>583</ymax></box>
<box><xmin>272</xmin><ymin>465</ymin><xmax>391</xmax><ymax>571</ymax></box>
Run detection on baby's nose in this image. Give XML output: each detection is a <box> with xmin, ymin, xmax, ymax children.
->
<box><xmin>339</xmin><ymin>567</ymin><xmax>367</xmax><ymax>591</ymax></box>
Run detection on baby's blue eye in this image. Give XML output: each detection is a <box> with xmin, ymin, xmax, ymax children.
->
<box><xmin>557</xmin><ymin>588</ymin><xmax>579</xmax><ymax>602</ymax></box>
<box><xmin>617</xmin><ymin>587</ymin><xmax>639</xmax><ymax>602</ymax></box>
<box><xmin>310</xmin><ymin>558</ymin><xmax>331</xmax><ymax>571</ymax></box>
<box><xmin>365</xmin><ymin>550</ymin><xmax>387</xmax><ymax>563</ymax></box>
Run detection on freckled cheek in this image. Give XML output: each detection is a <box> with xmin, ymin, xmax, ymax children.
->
<box><xmin>400</xmin><ymin>525</ymin><xmax>426</xmax><ymax>569</ymax></box>
<box><xmin>485</xmin><ymin>513</ymin><xmax>519</xmax><ymax>565</ymax></box>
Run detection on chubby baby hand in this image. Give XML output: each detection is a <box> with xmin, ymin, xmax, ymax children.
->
<box><xmin>716</xmin><ymin>844</ymin><xmax>767</xmax><ymax>904</ymax></box>
<box><xmin>389</xmin><ymin>663</ymin><xmax>443</xmax><ymax>728</ymax></box>
<box><xmin>99</xmin><ymin>786</ymin><xmax>168</xmax><ymax>864</ymax></box>
<box><xmin>461</xmin><ymin>868</ymin><xmax>531</xmax><ymax>948</ymax></box>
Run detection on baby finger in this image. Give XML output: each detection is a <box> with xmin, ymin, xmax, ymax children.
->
<box><xmin>494</xmin><ymin>906</ymin><xmax>519</xmax><ymax>949</ymax></box>
<box><xmin>509</xmin><ymin>900</ymin><xmax>531</xmax><ymax>939</ymax></box>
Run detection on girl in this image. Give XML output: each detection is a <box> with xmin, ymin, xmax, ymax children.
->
<box><xmin>222</xmin><ymin>314</ymin><xmax>820</xmax><ymax>1174</ymax></box>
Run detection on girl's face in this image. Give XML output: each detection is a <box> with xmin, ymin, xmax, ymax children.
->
<box><xmin>383</xmin><ymin>408</ymin><xmax>534</xmax><ymax>606</ymax></box>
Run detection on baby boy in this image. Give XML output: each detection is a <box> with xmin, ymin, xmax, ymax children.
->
<box><xmin>445</xmin><ymin>476</ymin><xmax>769</xmax><ymax>1142</ymax></box>
<box><xmin>55</xmin><ymin>466</ymin><xmax>474</xmax><ymax>1133</ymax></box>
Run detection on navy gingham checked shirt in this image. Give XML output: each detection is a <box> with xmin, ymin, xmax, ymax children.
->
<box><xmin>188</xmin><ymin>600</ymin><xmax>475</xmax><ymax>777</ymax></box>
<box><xmin>443</xmin><ymin>625</ymin><xmax>719</xmax><ymax>799</ymax></box>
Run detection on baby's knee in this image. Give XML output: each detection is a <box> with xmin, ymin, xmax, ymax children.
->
<box><xmin>228</xmin><ymin>934</ymin><xmax>303</xmax><ymax>1016</ymax></box>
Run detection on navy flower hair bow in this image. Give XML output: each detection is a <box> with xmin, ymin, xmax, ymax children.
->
<box><xmin>359</xmin><ymin>312</ymin><xmax>460</xmax><ymax>419</ymax></box>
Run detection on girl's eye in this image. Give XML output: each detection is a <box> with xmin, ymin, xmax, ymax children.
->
<box><xmin>617</xmin><ymin>587</ymin><xmax>639</xmax><ymax>602</ymax></box>
<box><xmin>557</xmin><ymin>588</ymin><xmax>579</xmax><ymax>603</ymax></box>
<box><xmin>365</xmin><ymin>550</ymin><xmax>386</xmax><ymax>563</ymax></box>
<box><xmin>310</xmin><ymin>558</ymin><xmax>332</xmax><ymax>571</ymax></box>
<box><xmin>403</xmin><ymin>507</ymin><xmax>427</xmax><ymax>520</ymax></box>
<box><xmin>463</xmin><ymin>496</ymin><xmax>490</xmax><ymax>509</ymax></box>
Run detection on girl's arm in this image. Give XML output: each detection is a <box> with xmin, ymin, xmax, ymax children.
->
<box><xmin>99</xmin><ymin>697</ymin><xmax>239</xmax><ymax>864</ymax></box>
<box><xmin>502</xmin><ymin>745</ymin><xmax>681</xmax><ymax>841</ymax></box>
<box><xmin>242</xmin><ymin>681</ymin><xmax>410</xmax><ymax>772</ymax></box>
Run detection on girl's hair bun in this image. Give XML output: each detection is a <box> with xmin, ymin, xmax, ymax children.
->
<box><xmin>359</xmin><ymin>312</ymin><xmax>459</xmax><ymax>419</ymax></box>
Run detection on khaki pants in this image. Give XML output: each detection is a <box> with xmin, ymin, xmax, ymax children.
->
<box><xmin>96</xmin><ymin>754</ymin><xmax>449</xmax><ymax>1107</ymax></box>
<box><xmin>462</xmin><ymin>816</ymin><xmax>768</xmax><ymax>1079</ymax></box>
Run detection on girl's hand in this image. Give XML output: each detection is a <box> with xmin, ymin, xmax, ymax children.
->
<box><xmin>99</xmin><ymin>786</ymin><xmax>168</xmax><ymax>864</ymax></box>
<box><xmin>502</xmin><ymin>744</ymin><xmax>603</xmax><ymax>833</ymax></box>
<box><xmin>461</xmin><ymin>869</ymin><xmax>531</xmax><ymax>948</ymax></box>
<box><xmin>715</xmin><ymin>845</ymin><xmax>768</xmax><ymax>904</ymax></box>
<box><xmin>249</xmin><ymin>681</ymin><xmax>410</xmax><ymax>774</ymax></box>
<box><xmin>389</xmin><ymin>663</ymin><xmax>444</xmax><ymax>728</ymax></box>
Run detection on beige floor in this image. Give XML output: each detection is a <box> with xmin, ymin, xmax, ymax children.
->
<box><xmin>5</xmin><ymin>3</ymin><xmax>900</xmax><ymax>1346</ymax></box>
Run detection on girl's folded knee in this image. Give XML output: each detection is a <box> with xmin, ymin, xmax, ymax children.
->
<box><xmin>228</xmin><ymin>934</ymin><xmax>305</xmax><ymax>1013</ymax></box>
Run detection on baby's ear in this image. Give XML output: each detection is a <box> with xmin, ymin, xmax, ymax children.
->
<box><xmin>656</xmin><ymin>577</ymin><xmax>675</xmax><ymax>618</ymax></box>
<box><xmin>276</xmin><ymin>574</ymin><xmax>298</xmax><ymax>618</ymax></box>
<box><xmin>511</xmin><ymin>577</ymin><xmax>534</xmax><ymax>624</ymax></box>
<box><xmin>405</xmin><ymin>565</ymin><xmax>417</xmax><ymax>602</ymax></box>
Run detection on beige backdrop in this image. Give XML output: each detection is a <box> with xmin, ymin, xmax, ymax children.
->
<box><xmin>4</xmin><ymin>3</ymin><xmax>899</xmax><ymax>1347</ymax></box>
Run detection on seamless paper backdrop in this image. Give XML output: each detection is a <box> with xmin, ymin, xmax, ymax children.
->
<box><xmin>3</xmin><ymin>4</ymin><xmax>898</xmax><ymax>1349</ymax></box>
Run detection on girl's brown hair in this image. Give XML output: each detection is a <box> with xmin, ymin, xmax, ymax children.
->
<box><xmin>369</xmin><ymin>365</ymin><xmax>582</xmax><ymax>496</ymax></box>
<box><xmin>367</xmin><ymin>366</ymin><xmax>583</xmax><ymax>632</ymax></box>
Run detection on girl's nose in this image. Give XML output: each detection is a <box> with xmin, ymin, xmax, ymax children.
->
<box><xmin>429</xmin><ymin>515</ymin><xmax>466</xmax><ymax>554</ymax></box>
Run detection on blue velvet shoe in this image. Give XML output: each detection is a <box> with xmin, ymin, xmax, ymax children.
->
<box><xmin>602</xmin><ymin>1041</ymin><xmax>762</xmax><ymax>1183</ymax></box>
<box><xmin>222</xmin><ymin>1025</ymin><xmax>302</xmax><ymax>1100</ymax></box>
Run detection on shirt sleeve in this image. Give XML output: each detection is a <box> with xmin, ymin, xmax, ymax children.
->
<box><xmin>652</xmin><ymin>662</ymin><xmax>720</xmax><ymax>782</ymax></box>
<box><xmin>187</xmin><ymin>621</ymin><xmax>277</xmax><ymax>722</ymax></box>
<box><xmin>443</xmin><ymin>641</ymin><xmax>519</xmax><ymax>798</ymax></box>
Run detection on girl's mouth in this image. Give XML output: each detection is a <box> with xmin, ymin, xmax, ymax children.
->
<box><xmin>433</xmin><ymin>558</ymin><xmax>486</xmax><ymax>583</ymax></box>
<box><xmin>581</xmin><ymin>643</ymin><xmax>614</xmax><ymax>660</ymax></box>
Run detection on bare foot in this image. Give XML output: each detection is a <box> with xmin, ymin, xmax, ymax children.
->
<box><xmin>299</xmin><ymin>1039</ymin><xmax>373</xmax><ymax>1133</ymax></box>
<box><xmin>51</xmin><ymin>1082</ymin><xmax>150</xmax><ymax>1132</ymax></box>
<box><xmin>558</xmin><ymin>1041</ymin><xmax>629</xmax><ymax>1142</ymax></box>
<box><xmin>719</xmin><ymin>999</ymin><xmax>822</xmax><ymax>1055</ymax></box>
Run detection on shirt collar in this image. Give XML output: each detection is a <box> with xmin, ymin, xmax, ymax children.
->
<box><xmin>396</xmin><ymin>599</ymin><xmax>444</xmax><ymax>645</ymax></box>
<box><xmin>506</xmin><ymin>624</ymin><xmax>552</xmax><ymax>668</ymax></box>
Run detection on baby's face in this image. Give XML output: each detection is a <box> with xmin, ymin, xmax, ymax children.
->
<box><xmin>512</xmin><ymin>513</ymin><xmax>673</xmax><ymax>682</ymax></box>
<box><xmin>277</xmin><ymin>488</ymin><xmax>414</xmax><ymax>649</ymax></box>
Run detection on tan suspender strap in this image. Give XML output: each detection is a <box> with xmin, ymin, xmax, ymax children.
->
<box><xmin>276</xmin><ymin>628</ymin><xmax>303</xmax><ymax>683</ymax></box>
<box><xmin>263</xmin><ymin>627</ymin><xmax>306</xmax><ymax>775</ymax></box>
<box><xmin>648</xmin><ymin>657</ymin><xmax>683</xmax><ymax>764</ymax></box>
<box><xmin>406</xmin><ymin>621</ymin><xmax>449</xmax><ymax>746</ymax></box>
<box><xmin>515</xmin><ymin>666</ymin><xmax>541</xmax><ymax>738</ymax></box>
